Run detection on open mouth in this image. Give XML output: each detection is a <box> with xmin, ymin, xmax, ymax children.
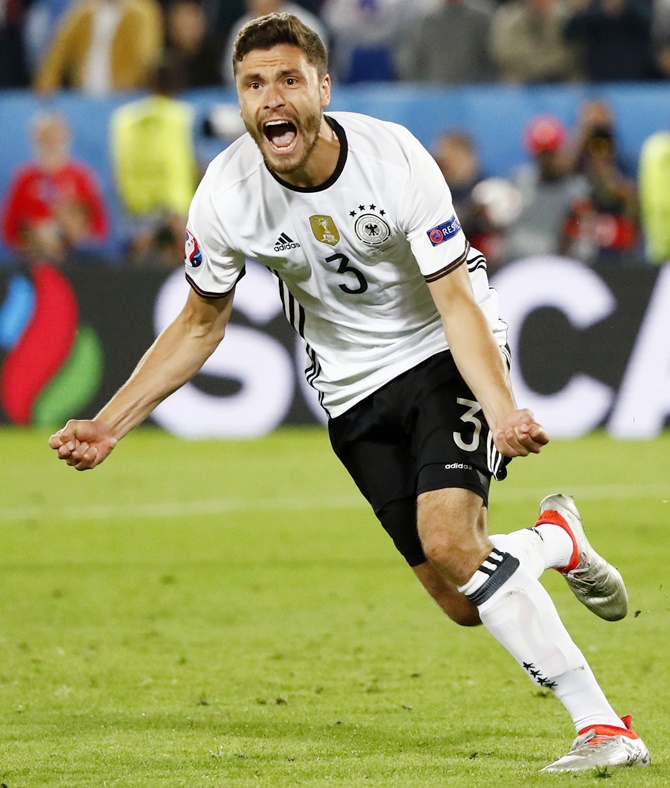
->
<box><xmin>263</xmin><ymin>120</ymin><xmax>298</xmax><ymax>153</ymax></box>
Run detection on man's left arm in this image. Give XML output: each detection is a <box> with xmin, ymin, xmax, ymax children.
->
<box><xmin>427</xmin><ymin>263</ymin><xmax>549</xmax><ymax>458</ymax></box>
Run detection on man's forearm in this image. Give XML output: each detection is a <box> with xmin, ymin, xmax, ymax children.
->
<box><xmin>95</xmin><ymin>290</ymin><xmax>232</xmax><ymax>440</ymax></box>
<box><xmin>428</xmin><ymin>267</ymin><xmax>516</xmax><ymax>431</ymax></box>
<box><xmin>443</xmin><ymin>301</ymin><xmax>516</xmax><ymax>432</ymax></box>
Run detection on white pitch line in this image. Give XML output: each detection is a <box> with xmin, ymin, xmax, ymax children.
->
<box><xmin>0</xmin><ymin>495</ymin><xmax>366</xmax><ymax>523</ymax></box>
<box><xmin>1</xmin><ymin>483</ymin><xmax>667</xmax><ymax>524</ymax></box>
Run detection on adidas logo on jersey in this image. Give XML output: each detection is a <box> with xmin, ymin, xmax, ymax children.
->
<box><xmin>274</xmin><ymin>232</ymin><xmax>301</xmax><ymax>252</ymax></box>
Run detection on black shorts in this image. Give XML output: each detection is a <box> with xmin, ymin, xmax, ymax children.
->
<box><xmin>328</xmin><ymin>350</ymin><xmax>511</xmax><ymax>567</ymax></box>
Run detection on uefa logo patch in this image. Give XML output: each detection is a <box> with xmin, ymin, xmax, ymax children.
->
<box><xmin>427</xmin><ymin>215</ymin><xmax>462</xmax><ymax>246</ymax></box>
<box><xmin>185</xmin><ymin>229</ymin><xmax>203</xmax><ymax>267</ymax></box>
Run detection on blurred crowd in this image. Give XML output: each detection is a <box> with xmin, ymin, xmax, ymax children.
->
<box><xmin>5</xmin><ymin>0</ymin><xmax>670</xmax><ymax>91</ymax></box>
<box><xmin>1</xmin><ymin>0</ymin><xmax>670</xmax><ymax>267</ymax></box>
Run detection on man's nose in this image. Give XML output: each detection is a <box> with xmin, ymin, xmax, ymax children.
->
<box><xmin>264</xmin><ymin>85</ymin><xmax>285</xmax><ymax>109</ymax></box>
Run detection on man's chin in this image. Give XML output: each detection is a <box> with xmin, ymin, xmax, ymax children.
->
<box><xmin>262</xmin><ymin>147</ymin><xmax>304</xmax><ymax>175</ymax></box>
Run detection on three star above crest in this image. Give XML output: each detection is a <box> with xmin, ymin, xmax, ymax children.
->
<box><xmin>349</xmin><ymin>204</ymin><xmax>386</xmax><ymax>218</ymax></box>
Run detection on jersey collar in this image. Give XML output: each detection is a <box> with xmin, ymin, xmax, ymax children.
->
<box><xmin>266</xmin><ymin>115</ymin><xmax>347</xmax><ymax>193</ymax></box>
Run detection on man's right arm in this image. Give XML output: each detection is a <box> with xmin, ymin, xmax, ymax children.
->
<box><xmin>49</xmin><ymin>286</ymin><xmax>235</xmax><ymax>470</ymax></box>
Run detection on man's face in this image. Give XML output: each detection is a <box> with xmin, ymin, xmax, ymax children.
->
<box><xmin>235</xmin><ymin>44</ymin><xmax>330</xmax><ymax>176</ymax></box>
<box><xmin>33</xmin><ymin>116</ymin><xmax>71</xmax><ymax>171</ymax></box>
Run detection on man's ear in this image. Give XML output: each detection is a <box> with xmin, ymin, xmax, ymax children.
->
<box><xmin>320</xmin><ymin>74</ymin><xmax>331</xmax><ymax>109</ymax></box>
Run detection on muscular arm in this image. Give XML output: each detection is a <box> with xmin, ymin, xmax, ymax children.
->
<box><xmin>428</xmin><ymin>263</ymin><xmax>548</xmax><ymax>457</ymax></box>
<box><xmin>49</xmin><ymin>286</ymin><xmax>234</xmax><ymax>470</ymax></box>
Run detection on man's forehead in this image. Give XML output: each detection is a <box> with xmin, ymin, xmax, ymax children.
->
<box><xmin>237</xmin><ymin>44</ymin><xmax>314</xmax><ymax>74</ymax></box>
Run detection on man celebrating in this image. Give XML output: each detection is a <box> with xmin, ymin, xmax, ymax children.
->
<box><xmin>49</xmin><ymin>13</ymin><xmax>650</xmax><ymax>773</ymax></box>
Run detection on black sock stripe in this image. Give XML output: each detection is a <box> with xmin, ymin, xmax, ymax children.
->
<box><xmin>465</xmin><ymin>551</ymin><xmax>520</xmax><ymax>606</ymax></box>
<box><xmin>477</xmin><ymin>548</ymin><xmax>505</xmax><ymax>576</ymax></box>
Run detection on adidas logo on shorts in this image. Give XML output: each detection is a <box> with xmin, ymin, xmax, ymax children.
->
<box><xmin>445</xmin><ymin>462</ymin><xmax>473</xmax><ymax>471</ymax></box>
<box><xmin>274</xmin><ymin>232</ymin><xmax>301</xmax><ymax>252</ymax></box>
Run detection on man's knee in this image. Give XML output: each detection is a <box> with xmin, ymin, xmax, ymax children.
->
<box><xmin>413</xmin><ymin>561</ymin><xmax>481</xmax><ymax>627</ymax></box>
<box><xmin>421</xmin><ymin>537</ymin><xmax>481</xmax><ymax>588</ymax></box>
<box><xmin>420</xmin><ymin>529</ymin><xmax>467</xmax><ymax>567</ymax></box>
<box><xmin>417</xmin><ymin>488</ymin><xmax>491</xmax><ymax>584</ymax></box>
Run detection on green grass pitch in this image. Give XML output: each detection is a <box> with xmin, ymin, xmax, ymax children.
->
<box><xmin>1</xmin><ymin>426</ymin><xmax>669</xmax><ymax>786</ymax></box>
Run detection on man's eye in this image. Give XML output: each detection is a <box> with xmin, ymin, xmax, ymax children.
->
<box><xmin>286</xmin><ymin>78</ymin><xmax>297</xmax><ymax>86</ymax></box>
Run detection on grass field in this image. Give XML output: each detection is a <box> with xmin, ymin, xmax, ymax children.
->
<box><xmin>1</xmin><ymin>426</ymin><xmax>669</xmax><ymax>787</ymax></box>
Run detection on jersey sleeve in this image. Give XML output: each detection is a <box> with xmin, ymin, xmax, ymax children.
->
<box><xmin>183</xmin><ymin>177</ymin><xmax>246</xmax><ymax>298</ymax></box>
<box><xmin>398</xmin><ymin>131</ymin><xmax>469</xmax><ymax>282</ymax></box>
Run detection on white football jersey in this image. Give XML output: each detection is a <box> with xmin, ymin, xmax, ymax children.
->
<box><xmin>185</xmin><ymin>111</ymin><xmax>508</xmax><ymax>417</ymax></box>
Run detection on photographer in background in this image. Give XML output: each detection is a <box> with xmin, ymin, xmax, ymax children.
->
<box><xmin>561</xmin><ymin>100</ymin><xmax>640</xmax><ymax>265</ymax></box>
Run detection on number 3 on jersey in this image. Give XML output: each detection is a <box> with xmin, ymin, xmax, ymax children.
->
<box><xmin>325</xmin><ymin>253</ymin><xmax>368</xmax><ymax>295</ymax></box>
<box><xmin>453</xmin><ymin>397</ymin><xmax>482</xmax><ymax>451</ymax></box>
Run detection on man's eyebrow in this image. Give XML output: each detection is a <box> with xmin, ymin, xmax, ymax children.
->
<box><xmin>277</xmin><ymin>68</ymin><xmax>303</xmax><ymax>78</ymax></box>
<box><xmin>241</xmin><ymin>67</ymin><xmax>303</xmax><ymax>82</ymax></box>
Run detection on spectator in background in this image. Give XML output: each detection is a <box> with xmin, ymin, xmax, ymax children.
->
<box><xmin>203</xmin><ymin>0</ymin><xmax>244</xmax><ymax>52</ymax></box>
<box><xmin>222</xmin><ymin>0</ymin><xmax>327</xmax><ymax>85</ymax></box>
<box><xmin>652</xmin><ymin>0</ymin><xmax>670</xmax><ymax>77</ymax></box>
<box><xmin>23</xmin><ymin>0</ymin><xmax>71</xmax><ymax>74</ymax></box>
<box><xmin>504</xmin><ymin>114</ymin><xmax>589</xmax><ymax>263</ymax></box>
<box><xmin>164</xmin><ymin>0</ymin><xmax>222</xmax><ymax>88</ymax></box>
<box><xmin>433</xmin><ymin>132</ymin><xmax>483</xmax><ymax>229</ymax></box>
<box><xmin>490</xmin><ymin>0</ymin><xmax>581</xmax><ymax>83</ymax></box>
<box><xmin>399</xmin><ymin>0</ymin><xmax>496</xmax><ymax>84</ymax></box>
<box><xmin>1</xmin><ymin>112</ymin><xmax>109</xmax><ymax>264</ymax></box>
<box><xmin>565</xmin><ymin>98</ymin><xmax>637</xmax><ymax>180</ymax></box>
<box><xmin>321</xmin><ymin>0</ymin><xmax>406</xmax><ymax>83</ymax></box>
<box><xmin>561</xmin><ymin>124</ymin><xmax>640</xmax><ymax>264</ymax></box>
<box><xmin>562</xmin><ymin>101</ymin><xmax>640</xmax><ymax>264</ymax></box>
<box><xmin>637</xmin><ymin>130</ymin><xmax>670</xmax><ymax>264</ymax></box>
<box><xmin>432</xmin><ymin>131</ymin><xmax>507</xmax><ymax>267</ymax></box>
<box><xmin>34</xmin><ymin>0</ymin><xmax>163</xmax><ymax>96</ymax></box>
<box><xmin>0</xmin><ymin>0</ymin><xmax>30</xmax><ymax>87</ymax></box>
<box><xmin>110</xmin><ymin>56</ymin><xmax>199</xmax><ymax>267</ymax></box>
<box><xmin>565</xmin><ymin>99</ymin><xmax>618</xmax><ymax>173</ymax></box>
<box><xmin>563</xmin><ymin>0</ymin><xmax>654</xmax><ymax>82</ymax></box>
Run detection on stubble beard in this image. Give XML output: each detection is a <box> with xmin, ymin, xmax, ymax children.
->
<box><xmin>247</xmin><ymin>107</ymin><xmax>323</xmax><ymax>176</ymax></box>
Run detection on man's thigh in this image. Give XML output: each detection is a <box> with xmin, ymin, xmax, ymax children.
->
<box><xmin>328</xmin><ymin>351</ymin><xmax>507</xmax><ymax>566</ymax></box>
<box><xmin>328</xmin><ymin>397</ymin><xmax>424</xmax><ymax>565</ymax></box>
<box><xmin>393</xmin><ymin>351</ymin><xmax>510</xmax><ymax>503</ymax></box>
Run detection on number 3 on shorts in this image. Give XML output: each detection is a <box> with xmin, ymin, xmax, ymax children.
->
<box><xmin>453</xmin><ymin>397</ymin><xmax>482</xmax><ymax>452</ymax></box>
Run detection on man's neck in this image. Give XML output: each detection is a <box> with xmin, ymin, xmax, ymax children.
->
<box><xmin>277</xmin><ymin>117</ymin><xmax>340</xmax><ymax>189</ymax></box>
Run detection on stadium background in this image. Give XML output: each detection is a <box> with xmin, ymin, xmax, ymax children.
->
<box><xmin>1</xmin><ymin>83</ymin><xmax>669</xmax><ymax>439</ymax></box>
<box><xmin>1</xmin><ymin>82</ymin><xmax>670</xmax><ymax>261</ymax></box>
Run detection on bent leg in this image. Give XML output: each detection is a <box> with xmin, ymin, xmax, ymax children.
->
<box><xmin>412</xmin><ymin>561</ymin><xmax>481</xmax><ymax>626</ymax></box>
<box><xmin>417</xmin><ymin>487</ymin><xmax>492</xmax><ymax>586</ymax></box>
<box><xmin>417</xmin><ymin>487</ymin><xmax>623</xmax><ymax>732</ymax></box>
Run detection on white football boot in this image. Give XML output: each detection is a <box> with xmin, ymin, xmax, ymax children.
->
<box><xmin>542</xmin><ymin>715</ymin><xmax>651</xmax><ymax>772</ymax></box>
<box><xmin>535</xmin><ymin>493</ymin><xmax>628</xmax><ymax>621</ymax></box>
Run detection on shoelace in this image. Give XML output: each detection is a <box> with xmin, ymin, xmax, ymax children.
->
<box><xmin>586</xmin><ymin>733</ymin><xmax>616</xmax><ymax>748</ymax></box>
<box><xmin>571</xmin><ymin>728</ymin><xmax>633</xmax><ymax>754</ymax></box>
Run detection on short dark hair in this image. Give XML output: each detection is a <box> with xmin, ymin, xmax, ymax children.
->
<box><xmin>233</xmin><ymin>13</ymin><xmax>328</xmax><ymax>79</ymax></box>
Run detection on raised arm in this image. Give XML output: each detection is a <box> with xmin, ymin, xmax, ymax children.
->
<box><xmin>49</xmin><ymin>286</ymin><xmax>234</xmax><ymax>470</ymax></box>
<box><xmin>427</xmin><ymin>264</ymin><xmax>549</xmax><ymax>457</ymax></box>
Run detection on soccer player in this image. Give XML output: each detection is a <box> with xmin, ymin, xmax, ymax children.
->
<box><xmin>49</xmin><ymin>13</ymin><xmax>650</xmax><ymax>773</ymax></box>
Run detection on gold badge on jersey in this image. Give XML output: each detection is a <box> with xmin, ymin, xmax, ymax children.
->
<box><xmin>309</xmin><ymin>215</ymin><xmax>340</xmax><ymax>246</ymax></box>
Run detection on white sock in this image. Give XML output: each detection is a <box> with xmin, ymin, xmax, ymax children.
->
<box><xmin>459</xmin><ymin>549</ymin><xmax>622</xmax><ymax>732</ymax></box>
<box><xmin>535</xmin><ymin>522</ymin><xmax>574</xmax><ymax>570</ymax></box>
<box><xmin>490</xmin><ymin>530</ymin><xmax>545</xmax><ymax>578</ymax></box>
<box><xmin>490</xmin><ymin>523</ymin><xmax>573</xmax><ymax>579</ymax></box>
